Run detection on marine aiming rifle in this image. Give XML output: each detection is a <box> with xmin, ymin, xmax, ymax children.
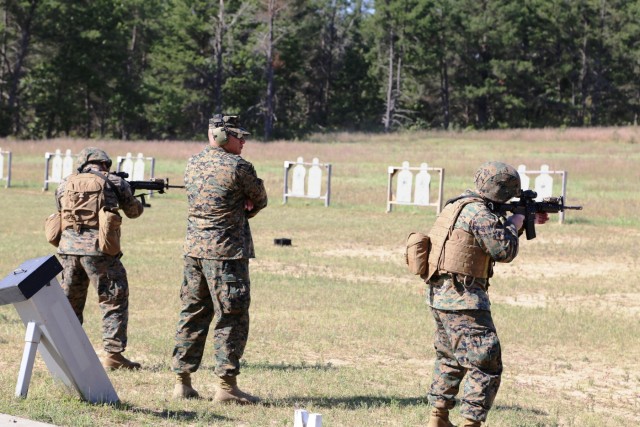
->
<box><xmin>494</xmin><ymin>189</ymin><xmax>582</xmax><ymax>240</ymax></box>
<box><xmin>114</xmin><ymin>172</ymin><xmax>184</xmax><ymax>207</ymax></box>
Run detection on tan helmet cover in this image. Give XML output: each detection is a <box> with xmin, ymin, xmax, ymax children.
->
<box><xmin>474</xmin><ymin>161</ymin><xmax>521</xmax><ymax>203</ymax></box>
<box><xmin>76</xmin><ymin>147</ymin><xmax>112</xmax><ymax>171</ymax></box>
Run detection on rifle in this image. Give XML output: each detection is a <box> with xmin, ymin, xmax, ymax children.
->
<box><xmin>114</xmin><ymin>172</ymin><xmax>185</xmax><ymax>207</ymax></box>
<box><xmin>494</xmin><ymin>189</ymin><xmax>582</xmax><ymax>240</ymax></box>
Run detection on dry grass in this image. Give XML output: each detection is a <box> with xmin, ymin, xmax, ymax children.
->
<box><xmin>0</xmin><ymin>129</ymin><xmax>639</xmax><ymax>426</ymax></box>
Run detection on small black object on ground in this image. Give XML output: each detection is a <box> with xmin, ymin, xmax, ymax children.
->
<box><xmin>274</xmin><ymin>238</ymin><xmax>292</xmax><ymax>246</ymax></box>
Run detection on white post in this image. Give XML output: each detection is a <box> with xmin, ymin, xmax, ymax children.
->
<box><xmin>43</xmin><ymin>152</ymin><xmax>52</xmax><ymax>191</ymax></box>
<box><xmin>307</xmin><ymin>413</ymin><xmax>323</xmax><ymax>427</ymax></box>
<box><xmin>437</xmin><ymin>168</ymin><xmax>445</xmax><ymax>213</ymax></box>
<box><xmin>283</xmin><ymin>161</ymin><xmax>291</xmax><ymax>204</ymax></box>
<box><xmin>560</xmin><ymin>170</ymin><xmax>568</xmax><ymax>223</ymax></box>
<box><xmin>0</xmin><ymin>147</ymin><xmax>4</xmax><ymax>182</ymax></box>
<box><xmin>294</xmin><ymin>409</ymin><xmax>309</xmax><ymax>427</ymax></box>
<box><xmin>15</xmin><ymin>321</ymin><xmax>42</xmax><ymax>398</ymax></box>
<box><xmin>325</xmin><ymin>163</ymin><xmax>332</xmax><ymax>207</ymax></box>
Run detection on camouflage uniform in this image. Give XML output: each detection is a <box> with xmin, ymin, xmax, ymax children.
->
<box><xmin>172</xmin><ymin>144</ymin><xmax>267</xmax><ymax>378</ymax></box>
<box><xmin>56</xmin><ymin>163</ymin><xmax>144</xmax><ymax>354</ymax></box>
<box><xmin>427</xmin><ymin>189</ymin><xmax>521</xmax><ymax>422</ymax></box>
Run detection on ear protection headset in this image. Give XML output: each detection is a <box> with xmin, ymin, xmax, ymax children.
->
<box><xmin>211</xmin><ymin>126</ymin><xmax>228</xmax><ymax>145</ymax></box>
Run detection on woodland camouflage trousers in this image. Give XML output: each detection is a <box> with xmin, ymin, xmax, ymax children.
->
<box><xmin>172</xmin><ymin>257</ymin><xmax>251</xmax><ymax>377</ymax></box>
<box><xmin>59</xmin><ymin>254</ymin><xmax>130</xmax><ymax>353</ymax></box>
<box><xmin>428</xmin><ymin>307</ymin><xmax>503</xmax><ymax>422</ymax></box>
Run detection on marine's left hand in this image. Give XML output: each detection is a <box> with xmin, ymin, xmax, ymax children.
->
<box><xmin>535</xmin><ymin>212</ymin><xmax>550</xmax><ymax>224</ymax></box>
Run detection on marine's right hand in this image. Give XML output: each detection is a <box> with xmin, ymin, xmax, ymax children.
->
<box><xmin>507</xmin><ymin>213</ymin><xmax>525</xmax><ymax>232</ymax></box>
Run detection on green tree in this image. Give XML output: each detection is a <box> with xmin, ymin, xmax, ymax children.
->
<box><xmin>22</xmin><ymin>0</ymin><xmax>156</xmax><ymax>138</ymax></box>
<box><xmin>365</xmin><ymin>0</ymin><xmax>420</xmax><ymax>131</ymax></box>
<box><xmin>606</xmin><ymin>0</ymin><xmax>640</xmax><ymax>124</ymax></box>
<box><xmin>297</xmin><ymin>0</ymin><xmax>370</xmax><ymax>130</ymax></box>
<box><xmin>143</xmin><ymin>0</ymin><xmax>263</xmax><ymax>139</ymax></box>
<box><xmin>0</xmin><ymin>0</ymin><xmax>40</xmax><ymax>136</ymax></box>
<box><xmin>326</xmin><ymin>1</ymin><xmax>380</xmax><ymax>131</ymax></box>
<box><xmin>143</xmin><ymin>0</ymin><xmax>216</xmax><ymax>139</ymax></box>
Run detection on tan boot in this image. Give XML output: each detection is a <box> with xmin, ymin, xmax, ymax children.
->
<box><xmin>427</xmin><ymin>407</ymin><xmax>456</xmax><ymax>427</ymax></box>
<box><xmin>213</xmin><ymin>375</ymin><xmax>260</xmax><ymax>405</ymax></box>
<box><xmin>101</xmin><ymin>352</ymin><xmax>141</xmax><ymax>370</ymax></box>
<box><xmin>172</xmin><ymin>373</ymin><xmax>199</xmax><ymax>399</ymax></box>
<box><xmin>460</xmin><ymin>419</ymin><xmax>481</xmax><ymax>427</ymax></box>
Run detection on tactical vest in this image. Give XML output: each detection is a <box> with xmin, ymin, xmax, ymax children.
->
<box><xmin>60</xmin><ymin>172</ymin><xmax>107</xmax><ymax>232</ymax></box>
<box><xmin>426</xmin><ymin>196</ymin><xmax>492</xmax><ymax>281</ymax></box>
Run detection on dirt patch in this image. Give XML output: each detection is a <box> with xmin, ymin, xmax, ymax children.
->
<box><xmin>322</xmin><ymin>247</ymin><xmax>404</xmax><ymax>263</ymax></box>
<box><xmin>252</xmin><ymin>258</ymin><xmax>415</xmax><ymax>287</ymax></box>
<box><xmin>303</xmin><ymin>353</ymin><xmax>434</xmax><ymax>379</ymax></box>
<box><xmin>507</xmin><ymin>348</ymin><xmax>640</xmax><ymax>423</ymax></box>
<box><xmin>493</xmin><ymin>259</ymin><xmax>638</xmax><ymax>279</ymax></box>
<box><xmin>493</xmin><ymin>292</ymin><xmax>640</xmax><ymax>316</ymax></box>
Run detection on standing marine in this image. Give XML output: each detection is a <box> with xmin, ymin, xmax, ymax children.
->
<box><xmin>425</xmin><ymin>161</ymin><xmax>548</xmax><ymax>426</ymax></box>
<box><xmin>54</xmin><ymin>147</ymin><xmax>145</xmax><ymax>370</ymax></box>
<box><xmin>171</xmin><ymin>114</ymin><xmax>268</xmax><ymax>404</ymax></box>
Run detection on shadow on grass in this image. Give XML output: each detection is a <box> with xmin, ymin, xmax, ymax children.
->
<box><xmin>564</xmin><ymin>217</ymin><xmax>590</xmax><ymax>225</ymax></box>
<box><xmin>140</xmin><ymin>363</ymin><xmax>171</xmax><ymax>373</ymax></box>
<box><xmin>203</xmin><ymin>361</ymin><xmax>337</xmax><ymax>372</ymax></box>
<box><xmin>264</xmin><ymin>395</ymin><xmax>427</xmax><ymax>409</ymax></box>
<box><xmin>493</xmin><ymin>404</ymin><xmax>547</xmax><ymax>416</ymax></box>
<box><xmin>114</xmin><ymin>402</ymin><xmax>229</xmax><ymax>422</ymax></box>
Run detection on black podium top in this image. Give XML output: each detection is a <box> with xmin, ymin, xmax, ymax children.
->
<box><xmin>0</xmin><ymin>255</ymin><xmax>63</xmax><ymax>305</ymax></box>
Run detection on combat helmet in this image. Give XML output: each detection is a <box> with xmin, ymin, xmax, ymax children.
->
<box><xmin>209</xmin><ymin>114</ymin><xmax>250</xmax><ymax>146</ymax></box>
<box><xmin>474</xmin><ymin>161</ymin><xmax>521</xmax><ymax>203</ymax></box>
<box><xmin>76</xmin><ymin>147</ymin><xmax>112</xmax><ymax>172</ymax></box>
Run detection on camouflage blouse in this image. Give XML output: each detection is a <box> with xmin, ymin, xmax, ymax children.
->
<box><xmin>428</xmin><ymin>190</ymin><xmax>520</xmax><ymax>311</ymax></box>
<box><xmin>183</xmin><ymin>145</ymin><xmax>268</xmax><ymax>260</ymax></box>
<box><xmin>55</xmin><ymin>164</ymin><xmax>144</xmax><ymax>256</ymax></box>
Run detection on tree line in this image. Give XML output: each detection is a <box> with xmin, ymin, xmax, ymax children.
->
<box><xmin>1</xmin><ymin>0</ymin><xmax>639</xmax><ymax>141</ymax></box>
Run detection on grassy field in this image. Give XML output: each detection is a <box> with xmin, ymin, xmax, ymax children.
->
<box><xmin>0</xmin><ymin>128</ymin><xmax>638</xmax><ymax>426</ymax></box>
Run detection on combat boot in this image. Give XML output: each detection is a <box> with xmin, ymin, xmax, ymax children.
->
<box><xmin>460</xmin><ymin>419</ymin><xmax>481</xmax><ymax>427</ymax></box>
<box><xmin>427</xmin><ymin>407</ymin><xmax>456</xmax><ymax>427</ymax></box>
<box><xmin>214</xmin><ymin>375</ymin><xmax>260</xmax><ymax>405</ymax></box>
<box><xmin>101</xmin><ymin>352</ymin><xmax>141</xmax><ymax>370</ymax></box>
<box><xmin>172</xmin><ymin>372</ymin><xmax>199</xmax><ymax>399</ymax></box>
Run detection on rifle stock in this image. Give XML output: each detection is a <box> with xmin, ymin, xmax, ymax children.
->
<box><xmin>494</xmin><ymin>190</ymin><xmax>582</xmax><ymax>240</ymax></box>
